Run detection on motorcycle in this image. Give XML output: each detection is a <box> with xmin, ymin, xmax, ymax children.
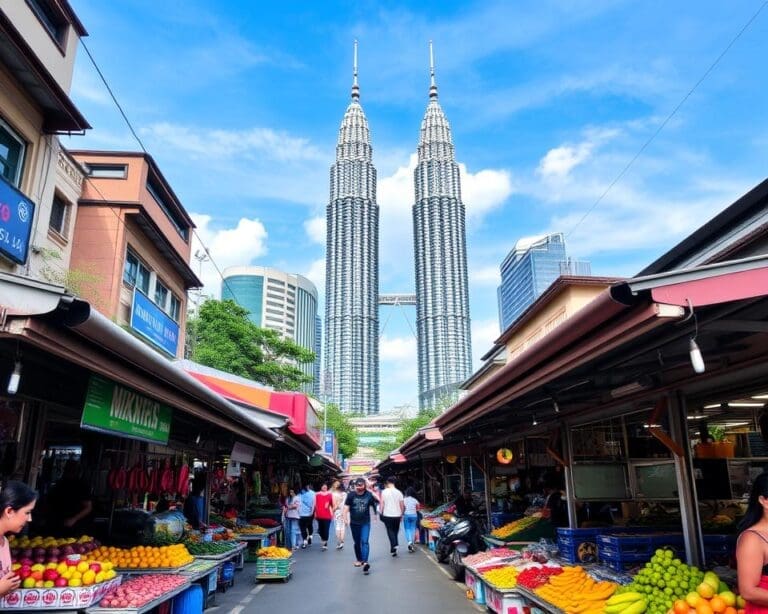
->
<box><xmin>434</xmin><ymin>511</ymin><xmax>487</xmax><ymax>581</ymax></box>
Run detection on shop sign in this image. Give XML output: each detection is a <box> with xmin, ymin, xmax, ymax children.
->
<box><xmin>81</xmin><ymin>374</ymin><xmax>172</xmax><ymax>444</ymax></box>
<box><xmin>0</xmin><ymin>176</ymin><xmax>35</xmax><ymax>265</ymax></box>
<box><xmin>130</xmin><ymin>289</ymin><xmax>179</xmax><ymax>356</ymax></box>
<box><xmin>323</xmin><ymin>429</ymin><xmax>335</xmax><ymax>455</ymax></box>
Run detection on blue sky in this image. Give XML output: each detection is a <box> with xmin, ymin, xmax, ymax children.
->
<box><xmin>65</xmin><ymin>0</ymin><xmax>768</xmax><ymax>413</ymax></box>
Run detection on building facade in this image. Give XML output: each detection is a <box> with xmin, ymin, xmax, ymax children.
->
<box><xmin>412</xmin><ymin>46</ymin><xmax>472</xmax><ymax>411</ymax></box>
<box><xmin>324</xmin><ymin>43</ymin><xmax>379</xmax><ymax>414</ymax></box>
<box><xmin>0</xmin><ymin>1</ymin><xmax>90</xmax><ymax>280</ymax></box>
<box><xmin>68</xmin><ymin>151</ymin><xmax>199</xmax><ymax>359</ymax></box>
<box><xmin>497</xmin><ymin>233</ymin><xmax>592</xmax><ymax>331</ymax></box>
<box><xmin>222</xmin><ymin>266</ymin><xmax>320</xmax><ymax>396</ymax></box>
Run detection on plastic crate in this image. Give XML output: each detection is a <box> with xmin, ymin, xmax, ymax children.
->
<box><xmin>255</xmin><ymin>557</ymin><xmax>293</xmax><ymax>577</ymax></box>
<box><xmin>491</xmin><ymin>512</ymin><xmax>522</xmax><ymax>528</ymax></box>
<box><xmin>557</xmin><ymin>528</ymin><xmax>611</xmax><ymax>563</ymax></box>
<box><xmin>597</xmin><ymin>533</ymin><xmax>684</xmax><ymax>554</ymax></box>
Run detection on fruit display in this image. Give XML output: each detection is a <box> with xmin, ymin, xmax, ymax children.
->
<box><xmin>256</xmin><ymin>546</ymin><xmax>292</xmax><ymax>558</ymax></box>
<box><xmin>97</xmin><ymin>574</ymin><xmax>188</xmax><ymax>609</ymax></box>
<box><xmin>248</xmin><ymin>517</ymin><xmax>280</xmax><ymax>528</ymax></box>
<box><xmin>91</xmin><ymin>544</ymin><xmax>193</xmax><ymax>569</ymax></box>
<box><xmin>516</xmin><ymin>565</ymin><xmax>564</xmax><ymax>589</ymax></box>
<box><xmin>535</xmin><ymin>566</ymin><xmax>618</xmax><ymax>613</ymax></box>
<box><xmin>605</xmin><ymin>591</ymin><xmax>649</xmax><ymax>614</ymax></box>
<box><xmin>9</xmin><ymin>534</ymin><xmax>99</xmax><ymax>563</ymax></box>
<box><xmin>701</xmin><ymin>515</ymin><xmax>736</xmax><ymax>534</ymax></box>
<box><xmin>235</xmin><ymin>525</ymin><xmax>268</xmax><ymax>535</ymax></box>
<box><xmin>420</xmin><ymin>517</ymin><xmax>443</xmax><ymax>530</ymax></box>
<box><xmin>10</xmin><ymin>557</ymin><xmax>117</xmax><ymax>588</ymax></box>
<box><xmin>183</xmin><ymin>541</ymin><xmax>240</xmax><ymax>556</ymax></box>
<box><xmin>463</xmin><ymin>548</ymin><xmax>520</xmax><ymax>567</ymax></box>
<box><xmin>480</xmin><ymin>565</ymin><xmax>520</xmax><ymax>589</ymax></box>
<box><xmin>490</xmin><ymin>516</ymin><xmax>541</xmax><ymax>539</ymax></box>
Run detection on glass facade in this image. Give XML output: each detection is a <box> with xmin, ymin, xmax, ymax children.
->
<box><xmin>222</xmin><ymin>275</ymin><xmax>264</xmax><ymax>325</ymax></box>
<box><xmin>497</xmin><ymin>234</ymin><xmax>591</xmax><ymax>331</ymax></box>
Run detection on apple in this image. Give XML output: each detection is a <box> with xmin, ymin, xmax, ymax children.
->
<box><xmin>21</xmin><ymin>577</ymin><xmax>35</xmax><ymax>588</ymax></box>
<box><xmin>686</xmin><ymin>592</ymin><xmax>702</xmax><ymax>607</ymax></box>
<box><xmin>698</xmin><ymin>583</ymin><xmax>715</xmax><ymax>599</ymax></box>
<box><xmin>704</xmin><ymin>572</ymin><xmax>721</xmax><ymax>591</ymax></box>
<box><xmin>43</xmin><ymin>580</ymin><xmax>54</xmax><ymax>588</ymax></box>
<box><xmin>18</xmin><ymin>566</ymin><xmax>32</xmax><ymax>579</ymax></box>
<box><xmin>719</xmin><ymin>591</ymin><xmax>736</xmax><ymax>607</ymax></box>
<box><xmin>54</xmin><ymin>577</ymin><xmax>67</xmax><ymax>588</ymax></box>
<box><xmin>30</xmin><ymin>571</ymin><xmax>43</xmax><ymax>582</ymax></box>
<box><xmin>88</xmin><ymin>563</ymin><xmax>101</xmax><ymax>573</ymax></box>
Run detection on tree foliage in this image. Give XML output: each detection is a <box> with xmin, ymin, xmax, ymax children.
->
<box><xmin>318</xmin><ymin>403</ymin><xmax>358</xmax><ymax>459</ymax></box>
<box><xmin>189</xmin><ymin>299</ymin><xmax>315</xmax><ymax>391</ymax></box>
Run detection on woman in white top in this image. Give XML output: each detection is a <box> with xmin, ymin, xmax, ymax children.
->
<box><xmin>403</xmin><ymin>487</ymin><xmax>421</xmax><ymax>553</ymax></box>
<box><xmin>282</xmin><ymin>489</ymin><xmax>301</xmax><ymax>550</ymax></box>
<box><xmin>331</xmin><ymin>481</ymin><xmax>346</xmax><ymax>550</ymax></box>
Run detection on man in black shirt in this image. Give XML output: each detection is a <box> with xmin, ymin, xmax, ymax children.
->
<box><xmin>344</xmin><ymin>478</ymin><xmax>378</xmax><ymax>575</ymax></box>
<box><xmin>454</xmin><ymin>487</ymin><xmax>475</xmax><ymax>517</ymax></box>
<box><xmin>46</xmin><ymin>460</ymin><xmax>93</xmax><ymax>536</ymax></box>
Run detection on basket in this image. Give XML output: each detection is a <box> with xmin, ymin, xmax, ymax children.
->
<box><xmin>255</xmin><ymin>557</ymin><xmax>293</xmax><ymax>578</ymax></box>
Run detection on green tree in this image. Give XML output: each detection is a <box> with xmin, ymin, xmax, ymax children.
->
<box><xmin>317</xmin><ymin>403</ymin><xmax>358</xmax><ymax>459</ymax></box>
<box><xmin>189</xmin><ymin>299</ymin><xmax>315</xmax><ymax>391</ymax></box>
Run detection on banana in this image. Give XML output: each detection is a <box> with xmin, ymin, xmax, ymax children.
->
<box><xmin>605</xmin><ymin>600</ymin><xmax>641</xmax><ymax>614</ymax></box>
<box><xmin>619</xmin><ymin>599</ymin><xmax>648</xmax><ymax>614</ymax></box>
<box><xmin>606</xmin><ymin>592</ymin><xmax>645</xmax><ymax>605</ymax></box>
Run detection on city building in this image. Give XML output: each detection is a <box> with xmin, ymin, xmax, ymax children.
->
<box><xmin>324</xmin><ymin>42</ymin><xmax>379</xmax><ymax>414</ymax></box>
<box><xmin>0</xmin><ymin>1</ymin><xmax>90</xmax><ymax>280</ymax></box>
<box><xmin>222</xmin><ymin>266</ymin><xmax>319</xmax><ymax>396</ymax></box>
<box><xmin>497</xmin><ymin>233</ymin><xmax>591</xmax><ymax>331</ymax></box>
<box><xmin>68</xmin><ymin>151</ymin><xmax>200</xmax><ymax>359</ymax></box>
<box><xmin>412</xmin><ymin>44</ymin><xmax>472</xmax><ymax>411</ymax></box>
<box><xmin>314</xmin><ymin>315</ymin><xmax>322</xmax><ymax>398</ymax></box>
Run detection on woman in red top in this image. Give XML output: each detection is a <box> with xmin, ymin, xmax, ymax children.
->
<box><xmin>737</xmin><ymin>472</ymin><xmax>768</xmax><ymax>613</ymax></box>
<box><xmin>314</xmin><ymin>483</ymin><xmax>334</xmax><ymax>551</ymax></box>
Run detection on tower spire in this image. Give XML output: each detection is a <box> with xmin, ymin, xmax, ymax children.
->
<box><xmin>351</xmin><ymin>39</ymin><xmax>360</xmax><ymax>100</ymax></box>
<box><xmin>429</xmin><ymin>40</ymin><xmax>438</xmax><ymax>98</ymax></box>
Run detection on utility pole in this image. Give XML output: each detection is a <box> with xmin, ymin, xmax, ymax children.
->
<box><xmin>193</xmin><ymin>249</ymin><xmax>210</xmax><ymax>314</ymax></box>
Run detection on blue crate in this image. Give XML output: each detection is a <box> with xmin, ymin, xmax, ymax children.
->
<box><xmin>491</xmin><ymin>512</ymin><xmax>522</xmax><ymax>528</ymax></box>
<box><xmin>702</xmin><ymin>534</ymin><xmax>736</xmax><ymax>553</ymax></box>
<box><xmin>597</xmin><ymin>533</ymin><xmax>684</xmax><ymax>554</ymax></box>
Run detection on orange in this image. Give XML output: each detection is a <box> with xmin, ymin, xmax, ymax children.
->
<box><xmin>675</xmin><ymin>600</ymin><xmax>690</xmax><ymax>614</ymax></box>
<box><xmin>697</xmin><ymin>602</ymin><xmax>714</xmax><ymax>614</ymax></box>
<box><xmin>724</xmin><ymin>607</ymin><xmax>737</xmax><ymax>614</ymax></box>
<box><xmin>710</xmin><ymin>597</ymin><xmax>726</xmax><ymax>613</ymax></box>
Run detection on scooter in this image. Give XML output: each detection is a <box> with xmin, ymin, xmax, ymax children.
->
<box><xmin>434</xmin><ymin>511</ymin><xmax>487</xmax><ymax>581</ymax></box>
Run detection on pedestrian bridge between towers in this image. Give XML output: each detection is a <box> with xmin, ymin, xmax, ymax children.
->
<box><xmin>378</xmin><ymin>294</ymin><xmax>416</xmax><ymax>306</ymax></box>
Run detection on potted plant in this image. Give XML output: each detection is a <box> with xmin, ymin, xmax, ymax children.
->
<box><xmin>709</xmin><ymin>426</ymin><xmax>735</xmax><ymax>458</ymax></box>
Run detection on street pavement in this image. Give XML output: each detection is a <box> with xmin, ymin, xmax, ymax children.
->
<box><xmin>207</xmin><ymin>520</ymin><xmax>485</xmax><ymax>613</ymax></box>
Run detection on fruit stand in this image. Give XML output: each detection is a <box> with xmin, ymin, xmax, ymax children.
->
<box><xmin>252</xmin><ymin>547</ymin><xmax>293</xmax><ymax>583</ymax></box>
<box><xmin>85</xmin><ymin>574</ymin><xmax>190</xmax><ymax>614</ymax></box>
<box><xmin>484</xmin><ymin>516</ymin><xmax>556</xmax><ymax>549</ymax></box>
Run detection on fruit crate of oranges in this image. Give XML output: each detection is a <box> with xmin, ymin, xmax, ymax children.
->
<box><xmin>91</xmin><ymin>544</ymin><xmax>194</xmax><ymax>572</ymax></box>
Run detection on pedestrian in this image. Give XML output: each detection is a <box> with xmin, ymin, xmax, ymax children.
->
<box><xmin>282</xmin><ymin>489</ymin><xmax>301</xmax><ymax>551</ymax></box>
<box><xmin>315</xmin><ymin>483</ymin><xmax>334</xmax><ymax>551</ymax></box>
<box><xmin>380</xmin><ymin>475</ymin><xmax>405</xmax><ymax>556</ymax></box>
<box><xmin>298</xmin><ymin>484</ymin><xmax>316</xmax><ymax>548</ymax></box>
<box><xmin>344</xmin><ymin>477</ymin><xmax>378</xmax><ymax>575</ymax></box>
<box><xmin>403</xmin><ymin>486</ymin><xmax>421</xmax><ymax>553</ymax></box>
<box><xmin>331</xmin><ymin>480</ymin><xmax>347</xmax><ymax>550</ymax></box>
<box><xmin>0</xmin><ymin>481</ymin><xmax>36</xmax><ymax>597</ymax></box>
<box><xmin>737</xmin><ymin>472</ymin><xmax>768</xmax><ymax>608</ymax></box>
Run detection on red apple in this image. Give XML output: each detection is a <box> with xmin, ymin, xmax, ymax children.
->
<box><xmin>54</xmin><ymin>578</ymin><xmax>67</xmax><ymax>587</ymax></box>
<box><xmin>88</xmin><ymin>563</ymin><xmax>101</xmax><ymax>573</ymax></box>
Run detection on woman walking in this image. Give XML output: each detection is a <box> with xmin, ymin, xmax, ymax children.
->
<box><xmin>403</xmin><ymin>487</ymin><xmax>420</xmax><ymax>553</ymax></box>
<box><xmin>332</xmin><ymin>481</ymin><xmax>346</xmax><ymax>549</ymax></box>
<box><xmin>282</xmin><ymin>489</ymin><xmax>301</xmax><ymax>550</ymax></box>
<box><xmin>298</xmin><ymin>484</ymin><xmax>316</xmax><ymax>548</ymax></box>
<box><xmin>737</xmin><ymin>472</ymin><xmax>768</xmax><ymax>611</ymax></box>
<box><xmin>0</xmin><ymin>482</ymin><xmax>37</xmax><ymax>597</ymax></box>
<box><xmin>315</xmin><ymin>483</ymin><xmax>334</xmax><ymax>551</ymax></box>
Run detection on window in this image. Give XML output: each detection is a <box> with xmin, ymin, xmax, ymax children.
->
<box><xmin>26</xmin><ymin>0</ymin><xmax>67</xmax><ymax>46</ymax></box>
<box><xmin>169</xmin><ymin>295</ymin><xmax>181</xmax><ymax>322</ymax></box>
<box><xmin>49</xmin><ymin>194</ymin><xmax>70</xmax><ymax>236</ymax></box>
<box><xmin>146</xmin><ymin>178</ymin><xmax>189</xmax><ymax>241</ymax></box>
<box><xmin>154</xmin><ymin>280</ymin><xmax>169</xmax><ymax>309</ymax></box>
<box><xmin>85</xmin><ymin>163</ymin><xmax>127</xmax><ymax>179</ymax></box>
<box><xmin>123</xmin><ymin>249</ymin><xmax>150</xmax><ymax>294</ymax></box>
<box><xmin>0</xmin><ymin>118</ymin><xmax>25</xmax><ymax>187</ymax></box>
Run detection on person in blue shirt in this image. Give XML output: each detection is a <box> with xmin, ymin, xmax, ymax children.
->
<box><xmin>298</xmin><ymin>484</ymin><xmax>316</xmax><ymax>548</ymax></box>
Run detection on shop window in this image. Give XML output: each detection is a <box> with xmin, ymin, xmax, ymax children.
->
<box><xmin>123</xmin><ymin>249</ymin><xmax>150</xmax><ymax>294</ymax></box>
<box><xmin>169</xmin><ymin>294</ymin><xmax>181</xmax><ymax>322</ymax></box>
<box><xmin>154</xmin><ymin>279</ymin><xmax>169</xmax><ymax>309</ymax></box>
<box><xmin>49</xmin><ymin>194</ymin><xmax>70</xmax><ymax>236</ymax></box>
<box><xmin>0</xmin><ymin>118</ymin><xmax>26</xmax><ymax>187</ymax></box>
<box><xmin>25</xmin><ymin>0</ymin><xmax>68</xmax><ymax>47</ymax></box>
<box><xmin>85</xmin><ymin>163</ymin><xmax>127</xmax><ymax>179</ymax></box>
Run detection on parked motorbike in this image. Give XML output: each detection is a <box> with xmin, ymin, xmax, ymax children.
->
<box><xmin>434</xmin><ymin>511</ymin><xmax>487</xmax><ymax>581</ymax></box>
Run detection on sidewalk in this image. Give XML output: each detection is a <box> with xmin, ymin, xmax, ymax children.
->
<box><xmin>207</xmin><ymin>520</ymin><xmax>484</xmax><ymax>613</ymax></box>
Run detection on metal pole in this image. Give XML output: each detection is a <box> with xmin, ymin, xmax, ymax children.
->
<box><xmin>562</xmin><ymin>422</ymin><xmax>578</xmax><ymax>529</ymax></box>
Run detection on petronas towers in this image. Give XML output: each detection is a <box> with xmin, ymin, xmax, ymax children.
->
<box><xmin>324</xmin><ymin>42</ymin><xmax>472</xmax><ymax>414</ymax></box>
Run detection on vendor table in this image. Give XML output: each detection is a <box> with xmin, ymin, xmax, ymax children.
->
<box><xmin>517</xmin><ymin>586</ymin><xmax>565</xmax><ymax>614</ymax></box>
<box><xmin>238</xmin><ymin>528</ymin><xmax>281</xmax><ymax>562</ymax></box>
<box><xmin>85</xmin><ymin>580</ymin><xmax>190</xmax><ymax>614</ymax></box>
<box><xmin>180</xmin><ymin>559</ymin><xmax>222</xmax><ymax>609</ymax></box>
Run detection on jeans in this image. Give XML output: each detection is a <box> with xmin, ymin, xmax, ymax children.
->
<box><xmin>350</xmin><ymin>522</ymin><xmax>371</xmax><ymax>563</ymax></box>
<box><xmin>299</xmin><ymin>516</ymin><xmax>314</xmax><ymax>542</ymax></box>
<box><xmin>381</xmin><ymin>515</ymin><xmax>401</xmax><ymax>550</ymax></box>
<box><xmin>284</xmin><ymin>517</ymin><xmax>301</xmax><ymax>549</ymax></box>
<box><xmin>316</xmin><ymin>518</ymin><xmax>331</xmax><ymax>543</ymax></box>
<box><xmin>403</xmin><ymin>514</ymin><xmax>418</xmax><ymax>543</ymax></box>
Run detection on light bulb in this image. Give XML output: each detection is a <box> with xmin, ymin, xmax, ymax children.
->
<box><xmin>689</xmin><ymin>338</ymin><xmax>705</xmax><ymax>374</ymax></box>
<box><xmin>7</xmin><ymin>361</ymin><xmax>21</xmax><ymax>395</ymax></box>
<box><xmin>553</xmin><ymin>400</ymin><xmax>560</xmax><ymax>413</ymax></box>
<box><xmin>532</xmin><ymin>414</ymin><xmax>538</xmax><ymax>426</ymax></box>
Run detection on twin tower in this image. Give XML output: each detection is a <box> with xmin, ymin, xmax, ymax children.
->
<box><xmin>324</xmin><ymin>42</ymin><xmax>472</xmax><ymax>415</ymax></box>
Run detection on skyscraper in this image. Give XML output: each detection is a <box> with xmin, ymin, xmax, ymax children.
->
<box><xmin>497</xmin><ymin>233</ymin><xmax>591</xmax><ymax>331</ymax></box>
<box><xmin>221</xmin><ymin>266</ymin><xmax>320</xmax><ymax>396</ymax></box>
<box><xmin>413</xmin><ymin>43</ymin><xmax>472</xmax><ymax>411</ymax></box>
<box><xmin>324</xmin><ymin>42</ymin><xmax>379</xmax><ymax>414</ymax></box>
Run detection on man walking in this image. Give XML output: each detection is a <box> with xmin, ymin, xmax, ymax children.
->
<box><xmin>344</xmin><ymin>477</ymin><xmax>378</xmax><ymax>575</ymax></box>
<box><xmin>380</xmin><ymin>475</ymin><xmax>405</xmax><ymax>556</ymax></box>
<box><xmin>299</xmin><ymin>484</ymin><xmax>316</xmax><ymax>548</ymax></box>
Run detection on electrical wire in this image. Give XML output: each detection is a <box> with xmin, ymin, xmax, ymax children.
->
<box><xmin>567</xmin><ymin>0</ymin><xmax>768</xmax><ymax>238</ymax></box>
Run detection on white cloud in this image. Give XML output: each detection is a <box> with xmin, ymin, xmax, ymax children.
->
<box><xmin>380</xmin><ymin>335</ymin><xmax>418</xmax><ymax>362</ymax></box>
<box><xmin>537</xmin><ymin>127</ymin><xmax>620</xmax><ymax>180</ymax></box>
<box><xmin>461</xmin><ymin>165</ymin><xmax>514</xmax><ymax>221</ymax></box>
<box><xmin>379</xmin><ymin>334</ymin><xmax>419</xmax><ymax>411</ymax></box>
<box><xmin>471</xmin><ymin>318</ymin><xmax>501</xmax><ymax>368</ymax></box>
<box><xmin>304</xmin><ymin>258</ymin><xmax>326</xmax><ymax>295</ymax></box>
<box><xmin>304</xmin><ymin>216</ymin><xmax>326</xmax><ymax>245</ymax></box>
<box><xmin>191</xmin><ymin>213</ymin><xmax>268</xmax><ymax>298</ymax></box>
<box><xmin>469</xmin><ymin>265</ymin><xmax>500</xmax><ymax>287</ymax></box>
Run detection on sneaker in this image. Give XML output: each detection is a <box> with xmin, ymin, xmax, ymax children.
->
<box><xmin>391</xmin><ymin>547</ymin><xmax>397</xmax><ymax>557</ymax></box>
<box><xmin>338</xmin><ymin>543</ymin><xmax>344</xmax><ymax>550</ymax></box>
<box><xmin>363</xmin><ymin>563</ymin><xmax>370</xmax><ymax>575</ymax></box>
<box><xmin>307</xmin><ymin>536</ymin><xmax>312</xmax><ymax>546</ymax></box>
<box><xmin>335</xmin><ymin>543</ymin><xmax>343</xmax><ymax>550</ymax></box>
<box><xmin>301</xmin><ymin>540</ymin><xmax>307</xmax><ymax>549</ymax></box>
<box><xmin>408</xmin><ymin>543</ymin><xmax>414</xmax><ymax>553</ymax></box>
<box><xmin>322</xmin><ymin>544</ymin><xmax>327</xmax><ymax>551</ymax></box>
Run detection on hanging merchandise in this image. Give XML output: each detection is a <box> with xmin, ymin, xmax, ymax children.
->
<box><xmin>252</xmin><ymin>470</ymin><xmax>261</xmax><ymax>496</ymax></box>
<box><xmin>445</xmin><ymin>455</ymin><xmax>458</xmax><ymax>464</ymax></box>
<box><xmin>496</xmin><ymin>448</ymin><xmax>514</xmax><ymax>465</ymax></box>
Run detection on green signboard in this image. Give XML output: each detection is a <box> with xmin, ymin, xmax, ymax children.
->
<box><xmin>81</xmin><ymin>375</ymin><xmax>172</xmax><ymax>444</ymax></box>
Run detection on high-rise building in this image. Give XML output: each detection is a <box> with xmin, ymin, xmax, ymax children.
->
<box><xmin>497</xmin><ymin>233</ymin><xmax>591</xmax><ymax>330</ymax></box>
<box><xmin>314</xmin><ymin>315</ymin><xmax>322</xmax><ymax>398</ymax></box>
<box><xmin>412</xmin><ymin>44</ymin><xmax>472</xmax><ymax>411</ymax></box>
<box><xmin>222</xmin><ymin>266</ymin><xmax>319</xmax><ymax>395</ymax></box>
<box><xmin>324</xmin><ymin>42</ymin><xmax>379</xmax><ymax>414</ymax></box>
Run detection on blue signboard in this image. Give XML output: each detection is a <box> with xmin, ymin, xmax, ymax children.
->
<box><xmin>324</xmin><ymin>429</ymin><xmax>335</xmax><ymax>455</ymax></box>
<box><xmin>130</xmin><ymin>289</ymin><xmax>180</xmax><ymax>356</ymax></box>
<box><xmin>0</xmin><ymin>176</ymin><xmax>35</xmax><ymax>264</ymax></box>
